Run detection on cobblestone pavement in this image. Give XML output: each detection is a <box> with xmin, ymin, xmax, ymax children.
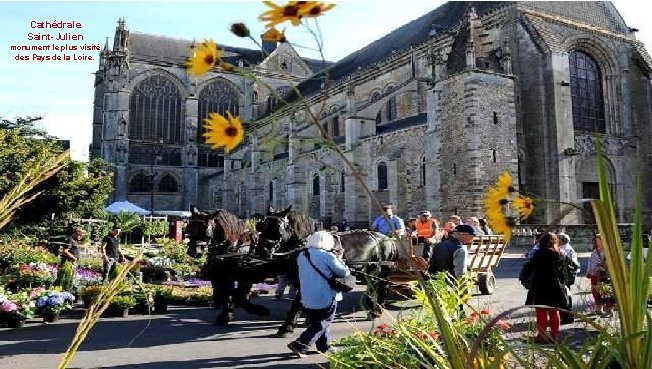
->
<box><xmin>0</xmin><ymin>247</ymin><xmax>601</xmax><ymax>369</ymax></box>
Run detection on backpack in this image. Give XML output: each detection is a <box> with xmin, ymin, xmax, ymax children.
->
<box><xmin>519</xmin><ymin>260</ymin><xmax>534</xmax><ymax>289</ymax></box>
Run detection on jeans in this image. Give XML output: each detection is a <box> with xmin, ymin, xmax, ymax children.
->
<box><xmin>103</xmin><ymin>258</ymin><xmax>118</xmax><ymax>280</ymax></box>
<box><xmin>296</xmin><ymin>301</ymin><xmax>337</xmax><ymax>352</ymax></box>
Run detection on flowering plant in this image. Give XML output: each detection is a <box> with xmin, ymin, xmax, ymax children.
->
<box><xmin>12</xmin><ymin>262</ymin><xmax>56</xmax><ymax>289</ymax></box>
<box><xmin>458</xmin><ymin>310</ymin><xmax>511</xmax><ymax>356</ymax></box>
<box><xmin>0</xmin><ymin>289</ymin><xmax>35</xmax><ymax>320</ymax></box>
<box><xmin>34</xmin><ymin>290</ymin><xmax>75</xmax><ymax>314</ymax></box>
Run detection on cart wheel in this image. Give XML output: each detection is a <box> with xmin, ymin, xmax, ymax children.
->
<box><xmin>478</xmin><ymin>273</ymin><xmax>496</xmax><ymax>295</ymax></box>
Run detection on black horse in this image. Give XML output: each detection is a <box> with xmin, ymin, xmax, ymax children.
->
<box><xmin>255</xmin><ymin>205</ymin><xmax>403</xmax><ymax>337</ymax></box>
<box><xmin>187</xmin><ymin>206</ymin><xmax>274</xmax><ymax>325</ymax></box>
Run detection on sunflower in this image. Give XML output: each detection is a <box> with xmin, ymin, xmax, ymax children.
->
<box><xmin>259</xmin><ymin>1</ymin><xmax>305</xmax><ymax>28</ymax></box>
<box><xmin>186</xmin><ymin>40</ymin><xmax>221</xmax><ymax>77</ymax></box>
<box><xmin>483</xmin><ymin>172</ymin><xmax>520</xmax><ymax>243</ymax></box>
<box><xmin>512</xmin><ymin>195</ymin><xmax>534</xmax><ymax>220</ymax></box>
<box><xmin>261</xmin><ymin>27</ymin><xmax>287</xmax><ymax>43</ymax></box>
<box><xmin>203</xmin><ymin>112</ymin><xmax>245</xmax><ymax>153</ymax></box>
<box><xmin>297</xmin><ymin>1</ymin><xmax>336</xmax><ymax>18</ymax></box>
<box><xmin>487</xmin><ymin>215</ymin><xmax>517</xmax><ymax>243</ymax></box>
<box><xmin>230</xmin><ymin>22</ymin><xmax>250</xmax><ymax>38</ymax></box>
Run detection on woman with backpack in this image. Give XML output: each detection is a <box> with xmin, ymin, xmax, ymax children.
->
<box><xmin>523</xmin><ymin>232</ymin><xmax>577</xmax><ymax>343</ymax></box>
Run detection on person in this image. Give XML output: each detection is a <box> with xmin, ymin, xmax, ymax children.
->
<box><xmin>586</xmin><ymin>234</ymin><xmax>615</xmax><ymax>318</ymax></box>
<box><xmin>415</xmin><ymin>211</ymin><xmax>440</xmax><ymax>259</ymax></box>
<box><xmin>57</xmin><ymin>228</ymin><xmax>85</xmax><ymax>291</ymax></box>
<box><xmin>287</xmin><ymin>231</ymin><xmax>351</xmax><ymax>357</ymax></box>
<box><xmin>478</xmin><ymin>218</ymin><xmax>493</xmax><ymax>235</ymax></box>
<box><xmin>439</xmin><ymin>221</ymin><xmax>456</xmax><ymax>242</ymax></box>
<box><xmin>101</xmin><ymin>225</ymin><xmax>124</xmax><ymax>280</ymax></box>
<box><xmin>447</xmin><ymin>215</ymin><xmax>462</xmax><ymax>226</ymax></box>
<box><xmin>524</xmin><ymin>232</ymin><xmax>576</xmax><ymax>343</ymax></box>
<box><xmin>464</xmin><ymin>216</ymin><xmax>484</xmax><ymax>235</ymax></box>
<box><xmin>61</xmin><ymin>228</ymin><xmax>84</xmax><ymax>265</ymax></box>
<box><xmin>370</xmin><ymin>205</ymin><xmax>405</xmax><ymax>237</ymax></box>
<box><xmin>427</xmin><ymin>224</ymin><xmax>475</xmax><ymax>279</ymax></box>
<box><xmin>275</xmin><ymin>273</ymin><xmax>297</xmax><ymax>300</ymax></box>
<box><xmin>337</xmin><ymin>219</ymin><xmax>350</xmax><ymax>232</ymax></box>
<box><xmin>557</xmin><ymin>232</ymin><xmax>580</xmax><ymax>324</ymax></box>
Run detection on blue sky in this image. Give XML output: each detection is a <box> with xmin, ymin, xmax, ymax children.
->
<box><xmin>1</xmin><ymin>1</ymin><xmax>650</xmax><ymax>161</ymax></box>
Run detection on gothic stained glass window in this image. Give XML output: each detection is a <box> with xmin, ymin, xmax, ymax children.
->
<box><xmin>377</xmin><ymin>162</ymin><xmax>388</xmax><ymax>191</ymax></box>
<box><xmin>569</xmin><ymin>51</ymin><xmax>605</xmax><ymax>133</ymax></box>
<box><xmin>129</xmin><ymin>172</ymin><xmax>152</xmax><ymax>192</ymax></box>
<box><xmin>129</xmin><ymin>75</ymin><xmax>183</xmax><ymax>143</ymax></box>
<box><xmin>198</xmin><ymin>79</ymin><xmax>240</xmax><ymax>142</ymax></box>
<box><xmin>158</xmin><ymin>173</ymin><xmax>179</xmax><ymax>192</ymax></box>
<box><xmin>386</xmin><ymin>96</ymin><xmax>397</xmax><ymax>121</ymax></box>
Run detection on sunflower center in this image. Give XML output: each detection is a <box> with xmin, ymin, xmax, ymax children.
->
<box><xmin>204</xmin><ymin>55</ymin><xmax>215</xmax><ymax>65</ymax></box>
<box><xmin>225</xmin><ymin>126</ymin><xmax>238</xmax><ymax>137</ymax></box>
<box><xmin>308</xmin><ymin>5</ymin><xmax>321</xmax><ymax>15</ymax></box>
<box><xmin>499</xmin><ymin>199</ymin><xmax>509</xmax><ymax>205</ymax></box>
<box><xmin>283</xmin><ymin>5</ymin><xmax>300</xmax><ymax>17</ymax></box>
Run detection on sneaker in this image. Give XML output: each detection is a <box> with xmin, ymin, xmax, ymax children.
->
<box><xmin>287</xmin><ymin>341</ymin><xmax>308</xmax><ymax>358</ymax></box>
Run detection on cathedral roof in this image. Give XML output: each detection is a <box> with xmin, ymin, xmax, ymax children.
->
<box><xmin>294</xmin><ymin>1</ymin><xmax>505</xmax><ymax>97</ymax></box>
<box><xmin>127</xmin><ymin>32</ymin><xmax>330</xmax><ymax>72</ymax></box>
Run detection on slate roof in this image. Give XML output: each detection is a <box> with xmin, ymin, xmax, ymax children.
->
<box><xmin>374</xmin><ymin>113</ymin><xmax>427</xmax><ymax>136</ymax></box>
<box><xmin>292</xmin><ymin>1</ymin><xmax>505</xmax><ymax>98</ymax></box>
<box><xmin>127</xmin><ymin>32</ymin><xmax>331</xmax><ymax>72</ymax></box>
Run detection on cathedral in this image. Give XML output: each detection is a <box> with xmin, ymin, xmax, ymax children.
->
<box><xmin>91</xmin><ymin>1</ymin><xmax>652</xmax><ymax>228</ymax></box>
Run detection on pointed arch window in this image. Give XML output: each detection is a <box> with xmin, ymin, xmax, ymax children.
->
<box><xmin>377</xmin><ymin>162</ymin><xmax>388</xmax><ymax>191</ymax></box>
<box><xmin>268</xmin><ymin>181</ymin><xmax>274</xmax><ymax>202</ymax></box>
<box><xmin>158</xmin><ymin>173</ymin><xmax>179</xmax><ymax>192</ymax></box>
<box><xmin>376</xmin><ymin>110</ymin><xmax>382</xmax><ymax>125</ymax></box>
<box><xmin>130</xmin><ymin>172</ymin><xmax>152</xmax><ymax>192</ymax></box>
<box><xmin>340</xmin><ymin>171</ymin><xmax>345</xmax><ymax>193</ymax></box>
<box><xmin>129</xmin><ymin>74</ymin><xmax>183</xmax><ymax>143</ymax></box>
<box><xmin>312</xmin><ymin>174</ymin><xmax>320</xmax><ymax>196</ymax></box>
<box><xmin>198</xmin><ymin>79</ymin><xmax>240</xmax><ymax>143</ymax></box>
<box><xmin>569</xmin><ymin>51</ymin><xmax>605</xmax><ymax>133</ymax></box>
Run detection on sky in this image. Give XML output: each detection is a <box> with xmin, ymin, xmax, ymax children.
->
<box><xmin>1</xmin><ymin>0</ymin><xmax>651</xmax><ymax>161</ymax></box>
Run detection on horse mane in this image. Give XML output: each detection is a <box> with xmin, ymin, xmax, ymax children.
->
<box><xmin>214</xmin><ymin>209</ymin><xmax>246</xmax><ymax>243</ymax></box>
<box><xmin>287</xmin><ymin>211</ymin><xmax>314</xmax><ymax>241</ymax></box>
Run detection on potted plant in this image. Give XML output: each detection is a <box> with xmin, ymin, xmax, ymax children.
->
<box><xmin>34</xmin><ymin>290</ymin><xmax>75</xmax><ymax>323</ymax></box>
<box><xmin>1</xmin><ymin>290</ymin><xmax>35</xmax><ymax>328</ymax></box>
<box><xmin>132</xmin><ymin>288</ymin><xmax>154</xmax><ymax>315</ymax></box>
<box><xmin>108</xmin><ymin>294</ymin><xmax>136</xmax><ymax>318</ymax></box>
<box><xmin>153</xmin><ymin>286</ymin><xmax>173</xmax><ymax>313</ymax></box>
<box><xmin>80</xmin><ymin>285</ymin><xmax>104</xmax><ymax>308</ymax></box>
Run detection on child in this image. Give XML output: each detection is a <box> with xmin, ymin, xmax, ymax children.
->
<box><xmin>586</xmin><ymin>234</ymin><xmax>615</xmax><ymax>318</ymax></box>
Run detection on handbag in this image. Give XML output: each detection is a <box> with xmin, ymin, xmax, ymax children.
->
<box><xmin>303</xmin><ymin>250</ymin><xmax>356</xmax><ymax>292</ymax></box>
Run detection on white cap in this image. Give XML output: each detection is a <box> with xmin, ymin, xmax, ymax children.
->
<box><xmin>306</xmin><ymin>231</ymin><xmax>335</xmax><ymax>251</ymax></box>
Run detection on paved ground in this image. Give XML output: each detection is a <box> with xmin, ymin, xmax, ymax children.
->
<box><xmin>0</xmin><ymin>247</ymin><xmax>596</xmax><ymax>369</ymax></box>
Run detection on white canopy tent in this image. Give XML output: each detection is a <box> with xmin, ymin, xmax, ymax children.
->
<box><xmin>105</xmin><ymin>201</ymin><xmax>150</xmax><ymax>215</ymax></box>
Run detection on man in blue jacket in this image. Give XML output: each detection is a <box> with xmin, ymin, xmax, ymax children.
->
<box><xmin>287</xmin><ymin>231</ymin><xmax>351</xmax><ymax>357</ymax></box>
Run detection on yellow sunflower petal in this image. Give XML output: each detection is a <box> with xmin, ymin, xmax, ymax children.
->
<box><xmin>202</xmin><ymin>112</ymin><xmax>245</xmax><ymax>153</ymax></box>
<box><xmin>186</xmin><ymin>39</ymin><xmax>221</xmax><ymax>77</ymax></box>
<box><xmin>298</xmin><ymin>2</ymin><xmax>336</xmax><ymax>18</ymax></box>
<box><xmin>259</xmin><ymin>1</ymin><xmax>304</xmax><ymax>28</ymax></box>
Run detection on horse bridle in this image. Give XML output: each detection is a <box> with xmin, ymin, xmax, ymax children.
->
<box><xmin>260</xmin><ymin>214</ymin><xmax>291</xmax><ymax>256</ymax></box>
<box><xmin>189</xmin><ymin>218</ymin><xmax>216</xmax><ymax>247</ymax></box>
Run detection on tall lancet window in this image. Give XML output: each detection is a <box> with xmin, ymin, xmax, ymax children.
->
<box><xmin>569</xmin><ymin>51</ymin><xmax>605</xmax><ymax>133</ymax></box>
<box><xmin>129</xmin><ymin>74</ymin><xmax>183</xmax><ymax>143</ymax></box>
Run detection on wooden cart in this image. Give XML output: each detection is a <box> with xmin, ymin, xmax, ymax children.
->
<box><xmin>467</xmin><ymin>235</ymin><xmax>507</xmax><ymax>295</ymax></box>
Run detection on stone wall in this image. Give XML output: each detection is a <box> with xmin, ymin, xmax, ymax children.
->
<box><xmin>512</xmin><ymin>224</ymin><xmax>637</xmax><ymax>251</ymax></box>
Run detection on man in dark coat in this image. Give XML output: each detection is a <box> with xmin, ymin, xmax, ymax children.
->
<box><xmin>428</xmin><ymin>224</ymin><xmax>476</xmax><ymax>279</ymax></box>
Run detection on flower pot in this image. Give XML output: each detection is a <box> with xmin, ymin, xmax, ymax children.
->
<box><xmin>43</xmin><ymin>311</ymin><xmax>60</xmax><ymax>323</ymax></box>
<box><xmin>8</xmin><ymin>317</ymin><xmax>26</xmax><ymax>328</ymax></box>
<box><xmin>154</xmin><ymin>296</ymin><xmax>168</xmax><ymax>314</ymax></box>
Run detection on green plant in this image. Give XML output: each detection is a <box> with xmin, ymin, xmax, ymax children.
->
<box><xmin>80</xmin><ymin>285</ymin><xmax>103</xmax><ymax>304</ymax></box>
<box><xmin>142</xmin><ymin>220</ymin><xmax>168</xmax><ymax>238</ymax></box>
<box><xmin>11</xmin><ymin>264</ymin><xmax>56</xmax><ymax>289</ymax></box>
<box><xmin>109</xmin><ymin>294</ymin><xmax>136</xmax><ymax>309</ymax></box>
<box><xmin>54</xmin><ymin>260</ymin><xmax>75</xmax><ymax>291</ymax></box>
<box><xmin>0</xmin><ymin>239</ymin><xmax>58</xmax><ymax>269</ymax></box>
